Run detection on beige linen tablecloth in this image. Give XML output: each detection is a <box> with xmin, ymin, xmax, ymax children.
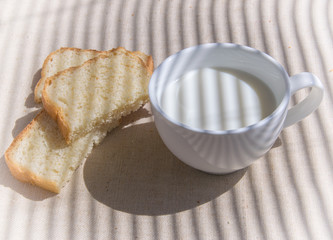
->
<box><xmin>0</xmin><ymin>0</ymin><xmax>332</xmax><ymax>239</ymax></box>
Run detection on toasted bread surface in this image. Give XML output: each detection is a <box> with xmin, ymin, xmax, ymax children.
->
<box><xmin>42</xmin><ymin>47</ymin><xmax>151</xmax><ymax>144</ymax></box>
<box><xmin>5</xmin><ymin>110</ymin><xmax>120</xmax><ymax>193</ymax></box>
<box><xmin>6</xmin><ymin>47</ymin><xmax>153</xmax><ymax>192</ymax></box>
<box><xmin>34</xmin><ymin>48</ymin><xmax>153</xmax><ymax>103</ymax></box>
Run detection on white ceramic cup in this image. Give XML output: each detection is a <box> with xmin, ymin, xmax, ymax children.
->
<box><xmin>149</xmin><ymin>43</ymin><xmax>324</xmax><ymax>174</ymax></box>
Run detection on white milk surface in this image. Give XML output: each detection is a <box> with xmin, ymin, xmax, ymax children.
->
<box><xmin>160</xmin><ymin>68</ymin><xmax>276</xmax><ymax>131</ymax></box>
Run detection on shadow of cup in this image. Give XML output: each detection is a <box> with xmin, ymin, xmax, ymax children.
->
<box><xmin>84</xmin><ymin>121</ymin><xmax>246</xmax><ymax>216</ymax></box>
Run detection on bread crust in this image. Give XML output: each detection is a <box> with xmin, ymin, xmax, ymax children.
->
<box><xmin>41</xmin><ymin>77</ymin><xmax>72</xmax><ymax>143</ymax></box>
<box><xmin>132</xmin><ymin>51</ymin><xmax>154</xmax><ymax>74</ymax></box>
<box><xmin>146</xmin><ymin>56</ymin><xmax>154</xmax><ymax>74</ymax></box>
<box><xmin>5</xmin><ymin>111</ymin><xmax>60</xmax><ymax>193</ymax></box>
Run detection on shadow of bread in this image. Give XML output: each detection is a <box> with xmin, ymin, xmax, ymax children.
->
<box><xmin>83</xmin><ymin>120</ymin><xmax>246</xmax><ymax>216</ymax></box>
<box><xmin>11</xmin><ymin>110</ymin><xmax>40</xmax><ymax>138</ymax></box>
<box><xmin>25</xmin><ymin>68</ymin><xmax>42</xmax><ymax>108</ymax></box>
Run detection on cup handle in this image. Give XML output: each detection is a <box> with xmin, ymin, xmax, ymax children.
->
<box><xmin>283</xmin><ymin>72</ymin><xmax>324</xmax><ymax>128</ymax></box>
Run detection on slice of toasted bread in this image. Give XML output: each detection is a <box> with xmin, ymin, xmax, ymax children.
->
<box><xmin>42</xmin><ymin>47</ymin><xmax>152</xmax><ymax>144</ymax></box>
<box><xmin>6</xmin><ymin>47</ymin><xmax>153</xmax><ymax>192</ymax></box>
<box><xmin>5</xmin><ymin>110</ymin><xmax>119</xmax><ymax>193</ymax></box>
<box><xmin>34</xmin><ymin>47</ymin><xmax>153</xmax><ymax>103</ymax></box>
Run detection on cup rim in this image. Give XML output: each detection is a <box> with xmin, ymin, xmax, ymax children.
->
<box><xmin>149</xmin><ymin>43</ymin><xmax>291</xmax><ymax>135</ymax></box>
